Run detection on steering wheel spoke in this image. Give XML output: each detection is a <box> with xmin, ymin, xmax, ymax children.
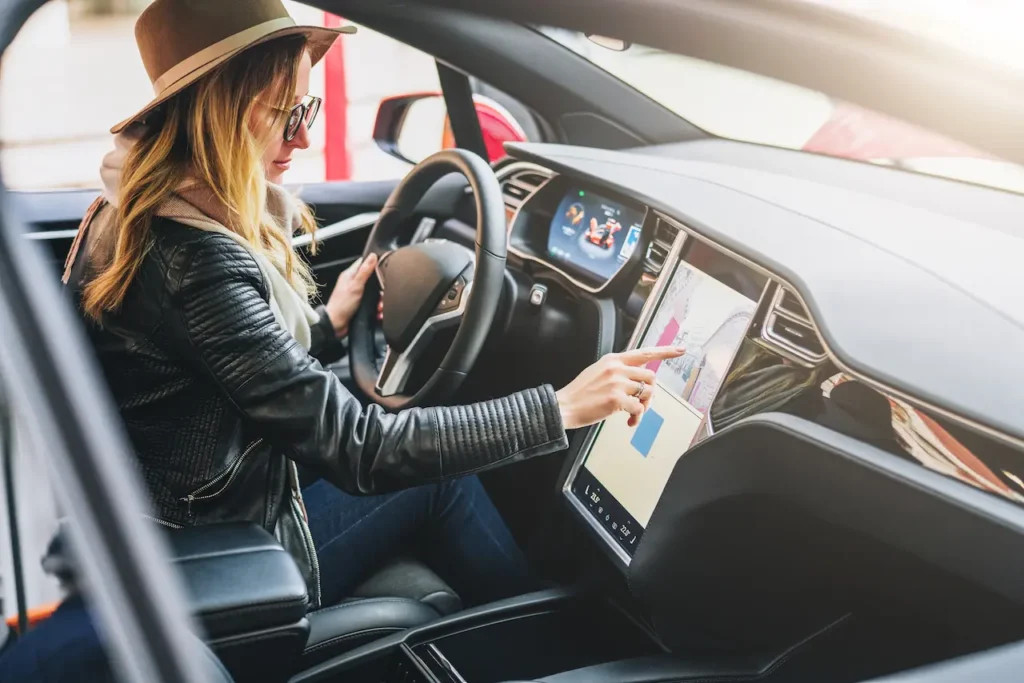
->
<box><xmin>373</xmin><ymin>249</ymin><xmax>394</xmax><ymax>290</ymax></box>
<box><xmin>374</xmin><ymin>346</ymin><xmax>411</xmax><ymax>397</ymax></box>
<box><xmin>375</xmin><ymin>279</ymin><xmax>473</xmax><ymax>397</ymax></box>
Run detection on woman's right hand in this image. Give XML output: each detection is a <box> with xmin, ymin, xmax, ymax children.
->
<box><xmin>556</xmin><ymin>346</ymin><xmax>686</xmax><ymax>430</ymax></box>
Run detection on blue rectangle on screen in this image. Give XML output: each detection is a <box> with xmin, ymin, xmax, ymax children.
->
<box><xmin>630</xmin><ymin>410</ymin><xmax>664</xmax><ymax>457</ymax></box>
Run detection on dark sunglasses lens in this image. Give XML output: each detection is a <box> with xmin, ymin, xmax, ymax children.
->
<box><xmin>305</xmin><ymin>98</ymin><xmax>321</xmax><ymax>130</ymax></box>
<box><xmin>285</xmin><ymin>106</ymin><xmax>302</xmax><ymax>141</ymax></box>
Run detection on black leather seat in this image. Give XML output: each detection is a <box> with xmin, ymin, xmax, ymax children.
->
<box><xmin>170</xmin><ymin>523</ymin><xmax>464</xmax><ymax>671</ymax></box>
<box><xmin>352</xmin><ymin>556</ymin><xmax>463</xmax><ymax>616</ymax></box>
<box><xmin>301</xmin><ymin>557</ymin><xmax>462</xmax><ymax>668</ymax></box>
<box><xmin>41</xmin><ymin>522</ymin><xmax>462</xmax><ymax>680</ymax></box>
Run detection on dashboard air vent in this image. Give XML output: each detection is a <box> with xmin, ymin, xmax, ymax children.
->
<box><xmin>777</xmin><ymin>289</ymin><xmax>809</xmax><ymax>322</ymax></box>
<box><xmin>514</xmin><ymin>172</ymin><xmax>549</xmax><ymax>187</ymax></box>
<box><xmin>498</xmin><ymin>164</ymin><xmax>551</xmax><ymax>215</ymax></box>
<box><xmin>653</xmin><ymin>220</ymin><xmax>677</xmax><ymax>247</ymax></box>
<box><xmin>761</xmin><ymin>287</ymin><xmax>827</xmax><ymax>364</ymax></box>
<box><xmin>644</xmin><ymin>219</ymin><xmax>677</xmax><ymax>274</ymax></box>
<box><xmin>644</xmin><ymin>243</ymin><xmax>669</xmax><ymax>274</ymax></box>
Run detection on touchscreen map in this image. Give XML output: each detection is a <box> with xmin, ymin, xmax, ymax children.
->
<box><xmin>578</xmin><ymin>258</ymin><xmax>758</xmax><ymax>542</ymax></box>
<box><xmin>547</xmin><ymin>188</ymin><xmax>643</xmax><ymax>282</ymax></box>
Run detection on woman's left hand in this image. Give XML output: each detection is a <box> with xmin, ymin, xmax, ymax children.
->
<box><xmin>325</xmin><ymin>253</ymin><xmax>378</xmax><ymax>338</ymax></box>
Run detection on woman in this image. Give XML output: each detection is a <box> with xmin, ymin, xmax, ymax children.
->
<box><xmin>65</xmin><ymin>0</ymin><xmax>681</xmax><ymax>609</ymax></box>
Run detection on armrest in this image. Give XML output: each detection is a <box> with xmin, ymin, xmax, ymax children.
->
<box><xmin>302</xmin><ymin>598</ymin><xmax>439</xmax><ymax>668</ymax></box>
<box><xmin>168</xmin><ymin>522</ymin><xmax>308</xmax><ymax>639</ymax></box>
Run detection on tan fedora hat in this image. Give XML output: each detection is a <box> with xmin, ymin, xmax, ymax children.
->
<box><xmin>110</xmin><ymin>0</ymin><xmax>355</xmax><ymax>133</ymax></box>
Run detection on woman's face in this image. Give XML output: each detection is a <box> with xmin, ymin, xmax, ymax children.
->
<box><xmin>261</xmin><ymin>50</ymin><xmax>313</xmax><ymax>184</ymax></box>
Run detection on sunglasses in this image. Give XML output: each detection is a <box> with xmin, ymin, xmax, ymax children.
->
<box><xmin>281</xmin><ymin>95</ymin><xmax>322</xmax><ymax>142</ymax></box>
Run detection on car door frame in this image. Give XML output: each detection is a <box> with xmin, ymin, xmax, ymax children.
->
<box><xmin>0</xmin><ymin>3</ymin><xmax>211</xmax><ymax>679</ymax></box>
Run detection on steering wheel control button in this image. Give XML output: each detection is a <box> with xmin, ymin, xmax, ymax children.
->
<box><xmin>529</xmin><ymin>283</ymin><xmax>548</xmax><ymax>307</ymax></box>
<box><xmin>435</xmin><ymin>278</ymin><xmax>466</xmax><ymax>313</ymax></box>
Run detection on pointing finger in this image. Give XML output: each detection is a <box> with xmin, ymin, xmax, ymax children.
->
<box><xmin>621</xmin><ymin>345</ymin><xmax>686</xmax><ymax>365</ymax></box>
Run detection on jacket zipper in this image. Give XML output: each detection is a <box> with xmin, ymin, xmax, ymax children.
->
<box><xmin>289</xmin><ymin>462</ymin><xmax>322</xmax><ymax>607</ymax></box>
<box><xmin>179</xmin><ymin>439</ymin><xmax>263</xmax><ymax>517</ymax></box>
<box><xmin>146</xmin><ymin>515</ymin><xmax>183</xmax><ymax>530</ymax></box>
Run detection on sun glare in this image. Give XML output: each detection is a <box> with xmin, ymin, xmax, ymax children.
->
<box><xmin>800</xmin><ymin>0</ymin><xmax>1024</xmax><ymax>70</ymax></box>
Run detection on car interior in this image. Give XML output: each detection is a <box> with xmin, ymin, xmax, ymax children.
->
<box><xmin>4</xmin><ymin>1</ymin><xmax>1024</xmax><ymax>682</ymax></box>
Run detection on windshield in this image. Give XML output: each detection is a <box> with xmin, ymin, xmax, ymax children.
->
<box><xmin>800</xmin><ymin>0</ymin><xmax>1024</xmax><ymax>71</ymax></box>
<box><xmin>538</xmin><ymin>27</ymin><xmax>1024</xmax><ymax>195</ymax></box>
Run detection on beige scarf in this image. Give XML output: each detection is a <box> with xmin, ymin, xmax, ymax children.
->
<box><xmin>154</xmin><ymin>184</ymin><xmax>320</xmax><ymax>350</ymax></box>
<box><xmin>67</xmin><ymin>126</ymin><xmax>319</xmax><ymax>349</ymax></box>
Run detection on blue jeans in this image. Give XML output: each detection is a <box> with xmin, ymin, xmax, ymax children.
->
<box><xmin>0</xmin><ymin>597</ymin><xmax>115</xmax><ymax>683</ymax></box>
<box><xmin>302</xmin><ymin>476</ymin><xmax>536</xmax><ymax>608</ymax></box>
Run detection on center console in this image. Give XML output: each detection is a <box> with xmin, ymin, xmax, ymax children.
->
<box><xmin>291</xmin><ymin>590</ymin><xmax>658</xmax><ymax>683</ymax></box>
<box><xmin>290</xmin><ymin>587</ymin><xmax>855</xmax><ymax>683</ymax></box>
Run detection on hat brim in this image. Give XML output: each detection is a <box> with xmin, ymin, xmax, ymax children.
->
<box><xmin>110</xmin><ymin>23</ymin><xmax>355</xmax><ymax>134</ymax></box>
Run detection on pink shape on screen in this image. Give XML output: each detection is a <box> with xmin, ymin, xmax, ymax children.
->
<box><xmin>647</xmin><ymin>318</ymin><xmax>680</xmax><ymax>373</ymax></box>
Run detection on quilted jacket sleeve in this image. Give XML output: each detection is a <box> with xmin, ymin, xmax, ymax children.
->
<box><xmin>164</xmin><ymin>233</ymin><xmax>567</xmax><ymax>493</ymax></box>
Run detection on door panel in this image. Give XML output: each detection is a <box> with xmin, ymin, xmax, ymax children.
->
<box><xmin>12</xmin><ymin>189</ymin><xmax>98</xmax><ymax>274</ymax></box>
<box><xmin>13</xmin><ymin>183</ymin><xmax>397</xmax><ymax>276</ymax></box>
<box><xmin>15</xmin><ymin>176</ymin><xmax>471</xmax><ymax>276</ymax></box>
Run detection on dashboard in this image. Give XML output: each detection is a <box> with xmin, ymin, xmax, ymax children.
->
<box><xmin>492</xmin><ymin>147</ymin><xmax>1024</xmax><ymax>582</ymax></box>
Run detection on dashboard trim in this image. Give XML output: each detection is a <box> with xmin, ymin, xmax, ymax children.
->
<box><xmin>705</xmin><ymin>280</ymin><xmax>773</xmax><ymax>438</ymax></box>
<box><xmin>783</xmin><ymin>282</ymin><xmax>1024</xmax><ymax>453</ymax></box>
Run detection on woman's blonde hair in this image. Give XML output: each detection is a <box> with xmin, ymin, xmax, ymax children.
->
<box><xmin>82</xmin><ymin>35</ymin><xmax>318</xmax><ymax>321</ymax></box>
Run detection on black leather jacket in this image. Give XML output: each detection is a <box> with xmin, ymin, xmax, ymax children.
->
<box><xmin>69</xmin><ymin>217</ymin><xmax>568</xmax><ymax>606</ymax></box>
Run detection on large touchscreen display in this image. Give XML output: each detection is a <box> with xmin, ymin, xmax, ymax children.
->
<box><xmin>573</xmin><ymin>257</ymin><xmax>759</xmax><ymax>555</ymax></box>
<box><xmin>547</xmin><ymin>188</ymin><xmax>644</xmax><ymax>282</ymax></box>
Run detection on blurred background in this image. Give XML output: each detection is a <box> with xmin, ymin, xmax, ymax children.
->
<box><xmin>0</xmin><ymin>0</ymin><xmax>437</xmax><ymax>190</ymax></box>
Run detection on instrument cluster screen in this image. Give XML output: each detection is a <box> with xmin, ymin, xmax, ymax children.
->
<box><xmin>547</xmin><ymin>187</ymin><xmax>644</xmax><ymax>282</ymax></box>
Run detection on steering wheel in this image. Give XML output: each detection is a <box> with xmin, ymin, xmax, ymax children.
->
<box><xmin>348</xmin><ymin>149</ymin><xmax>507</xmax><ymax>410</ymax></box>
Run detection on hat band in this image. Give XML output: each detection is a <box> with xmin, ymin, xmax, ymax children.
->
<box><xmin>152</xmin><ymin>16</ymin><xmax>296</xmax><ymax>95</ymax></box>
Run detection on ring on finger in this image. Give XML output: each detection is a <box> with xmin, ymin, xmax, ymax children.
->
<box><xmin>632</xmin><ymin>380</ymin><xmax>647</xmax><ymax>399</ymax></box>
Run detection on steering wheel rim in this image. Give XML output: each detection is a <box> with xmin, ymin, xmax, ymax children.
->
<box><xmin>348</xmin><ymin>149</ymin><xmax>507</xmax><ymax>411</ymax></box>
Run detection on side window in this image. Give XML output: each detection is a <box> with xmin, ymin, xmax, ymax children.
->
<box><xmin>289</xmin><ymin>3</ymin><xmax>444</xmax><ymax>182</ymax></box>
<box><xmin>307</xmin><ymin>6</ymin><xmax>539</xmax><ymax>173</ymax></box>
<box><xmin>1</xmin><ymin>402</ymin><xmax>64</xmax><ymax>625</ymax></box>
<box><xmin>0</xmin><ymin>1</ymin><xmax>536</xmax><ymax>191</ymax></box>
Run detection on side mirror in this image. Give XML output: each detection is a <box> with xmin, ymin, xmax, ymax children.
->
<box><xmin>373</xmin><ymin>93</ymin><xmax>448</xmax><ymax>166</ymax></box>
<box><xmin>373</xmin><ymin>93</ymin><xmax>528</xmax><ymax>165</ymax></box>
